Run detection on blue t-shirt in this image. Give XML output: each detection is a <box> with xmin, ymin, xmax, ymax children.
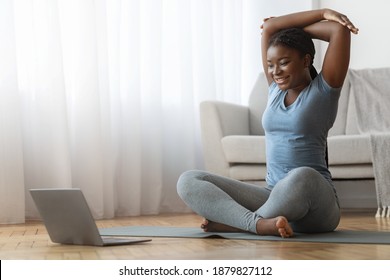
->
<box><xmin>261</xmin><ymin>73</ymin><xmax>341</xmax><ymax>187</ymax></box>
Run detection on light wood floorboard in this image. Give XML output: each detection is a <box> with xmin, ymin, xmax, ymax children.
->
<box><xmin>1</xmin><ymin>210</ymin><xmax>390</xmax><ymax>260</ymax></box>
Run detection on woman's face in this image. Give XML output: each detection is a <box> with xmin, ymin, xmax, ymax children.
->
<box><xmin>266</xmin><ymin>44</ymin><xmax>310</xmax><ymax>91</ymax></box>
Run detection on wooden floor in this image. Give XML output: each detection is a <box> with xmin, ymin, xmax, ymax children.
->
<box><xmin>1</xmin><ymin>210</ymin><xmax>390</xmax><ymax>260</ymax></box>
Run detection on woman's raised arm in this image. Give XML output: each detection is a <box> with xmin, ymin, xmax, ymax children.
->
<box><xmin>304</xmin><ymin>10</ymin><xmax>358</xmax><ymax>88</ymax></box>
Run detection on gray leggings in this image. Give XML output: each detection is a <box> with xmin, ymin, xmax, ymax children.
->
<box><xmin>177</xmin><ymin>167</ymin><xmax>340</xmax><ymax>234</ymax></box>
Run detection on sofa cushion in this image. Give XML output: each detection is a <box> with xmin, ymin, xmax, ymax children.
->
<box><xmin>329</xmin><ymin>73</ymin><xmax>350</xmax><ymax>136</ymax></box>
<box><xmin>229</xmin><ymin>164</ymin><xmax>267</xmax><ymax>181</ymax></box>
<box><xmin>329</xmin><ymin>164</ymin><xmax>373</xmax><ymax>179</ymax></box>
<box><xmin>221</xmin><ymin>135</ymin><xmax>266</xmax><ymax>163</ymax></box>
<box><xmin>222</xmin><ymin>134</ymin><xmax>372</xmax><ymax>166</ymax></box>
<box><xmin>328</xmin><ymin>134</ymin><xmax>371</xmax><ymax>165</ymax></box>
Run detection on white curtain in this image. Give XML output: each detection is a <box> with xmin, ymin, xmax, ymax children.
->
<box><xmin>0</xmin><ymin>0</ymin><xmax>313</xmax><ymax>224</ymax></box>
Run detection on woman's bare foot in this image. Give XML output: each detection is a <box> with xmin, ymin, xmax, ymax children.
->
<box><xmin>200</xmin><ymin>216</ymin><xmax>293</xmax><ymax>238</ymax></box>
<box><xmin>256</xmin><ymin>216</ymin><xmax>293</xmax><ymax>238</ymax></box>
<box><xmin>201</xmin><ymin>219</ymin><xmax>245</xmax><ymax>233</ymax></box>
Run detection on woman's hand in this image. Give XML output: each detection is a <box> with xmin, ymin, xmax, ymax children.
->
<box><xmin>323</xmin><ymin>9</ymin><xmax>359</xmax><ymax>34</ymax></box>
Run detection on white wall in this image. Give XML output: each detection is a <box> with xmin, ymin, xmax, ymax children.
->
<box><xmin>319</xmin><ymin>0</ymin><xmax>390</xmax><ymax>69</ymax></box>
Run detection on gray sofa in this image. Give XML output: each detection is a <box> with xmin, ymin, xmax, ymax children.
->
<box><xmin>200</xmin><ymin>69</ymin><xmax>382</xmax><ymax>209</ymax></box>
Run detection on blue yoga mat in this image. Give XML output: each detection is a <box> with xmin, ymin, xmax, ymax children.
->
<box><xmin>99</xmin><ymin>226</ymin><xmax>390</xmax><ymax>244</ymax></box>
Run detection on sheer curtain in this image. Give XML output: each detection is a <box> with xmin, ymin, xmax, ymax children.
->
<box><xmin>0</xmin><ymin>0</ymin><xmax>313</xmax><ymax>224</ymax></box>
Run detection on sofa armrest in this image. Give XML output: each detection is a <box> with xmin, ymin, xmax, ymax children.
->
<box><xmin>200</xmin><ymin>101</ymin><xmax>250</xmax><ymax>136</ymax></box>
<box><xmin>199</xmin><ymin>101</ymin><xmax>250</xmax><ymax>176</ymax></box>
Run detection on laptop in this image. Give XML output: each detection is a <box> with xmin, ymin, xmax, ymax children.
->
<box><xmin>30</xmin><ymin>188</ymin><xmax>151</xmax><ymax>246</ymax></box>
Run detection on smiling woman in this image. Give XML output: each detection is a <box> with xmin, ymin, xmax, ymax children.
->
<box><xmin>266</xmin><ymin>28</ymin><xmax>315</xmax><ymax>106</ymax></box>
<box><xmin>177</xmin><ymin>8</ymin><xmax>358</xmax><ymax>238</ymax></box>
